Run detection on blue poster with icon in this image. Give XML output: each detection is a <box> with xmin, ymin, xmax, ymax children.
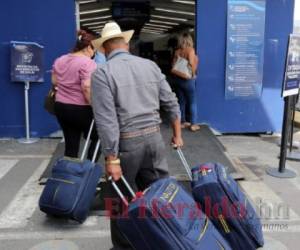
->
<box><xmin>10</xmin><ymin>41</ymin><xmax>44</xmax><ymax>82</ymax></box>
<box><xmin>225</xmin><ymin>0</ymin><xmax>266</xmax><ymax>99</ymax></box>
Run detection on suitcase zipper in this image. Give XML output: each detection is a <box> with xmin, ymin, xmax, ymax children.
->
<box><xmin>49</xmin><ymin>177</ymin><xmax>75</xmax><ymax>185</ymax></box>
<box><xmin>216</xmin><ymin>239</ymin><xmax>226</xmax><ymax>250</ymax></box>
<box><xmin>50</xmin><ymin>178</ymin><xmax>75</xmax><ymax>204</ymax></box>
<box><xmin>198</xmin><ymin>217</ymin><xmax>209</xmax><ymax>241</ymax></box>
<box><xmin>52</xmin><ymin>186</ymin><xmax>60</xmax><ymax>204</ymax></box>
<box><xmin>218</xmin><ymin>214</ymin><xmax>230</xmax><ymax>233</ymax></box>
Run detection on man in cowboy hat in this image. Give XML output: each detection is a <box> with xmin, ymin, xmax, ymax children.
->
<box><xmin>91</xmin><ymin>22</ymin><xmax>183</xmax><ymax>249</ymax></box>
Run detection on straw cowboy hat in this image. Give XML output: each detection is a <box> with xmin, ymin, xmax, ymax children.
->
<box><xmin>92</xmin><ymin>22</ymin><xmax>134</xmax><ymax>48</ymax></box>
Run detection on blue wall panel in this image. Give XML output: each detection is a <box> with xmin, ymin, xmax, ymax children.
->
<box><xmin>196</xmin><ymin>0</ymin><xmax>294</xmax><ymax>133</ymax></box>
<box><xmin>0</xmin><ymin>0</ymin><xmax>76</xmax><ymax>137</ymax></box>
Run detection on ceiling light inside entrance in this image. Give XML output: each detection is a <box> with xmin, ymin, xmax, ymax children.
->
<box><xmin>145</xmin><ymin>23</ymin><xmax>172</xmax><ymax>29</ymax></box>
<box><xmin>151</xmin><ymin>15</ymin><xmax>188</xmax><ymax>22</ymax></box>
<box><xmin>81</xmin><ymin>16</ymin><xmax>112</xmax><ymax>22</ymax></box>
<box><xmin>172</xmin><ymin>0</ymin><xmax>195</xmax><ymax>5</ymax></box>
<box><xmin>142</xmin><ymin>28</ymin><xmax>164</xmax><ymax>33</ymax></box>
<box><xmin>155</xmin><ymin>8</ymin><xmax>195</xmax><ymax>16</ymax></box>
<box><xmin>142</xmin><ymin>27</ymin><xmax>168</xmax><ymax>31</ymax></box>
<box><xmin>80</xmin><ymin>16</ymin><xmax>111</xmax><ymax>23</ymax></box>
<box><xmin>88</xmin><ymin>25</ymin><xmax>104</xmax><ymax>30</ymax></box>
<box><xmin>80</xmin><ymin>8</ymin><xmax>110</xmax><ymax>15</ymax></box>
<box><xmin>141</xmin><ymin>30</ymin><xmax>163</xmax><ymax>35</ymax></box>
<box><xmin>82</xmin><ymin>21</ymin><xmax>109</xmax><ymax>26</ymax></box>
<box><xmin>150</xmin><ymin>20</ymin><xmax>179</xmax><ymax>26</ymax></box>
<box><xmin>80</xmin><ymin>0</ymin><xmax>97</xmax><ymax>4</ymax></box>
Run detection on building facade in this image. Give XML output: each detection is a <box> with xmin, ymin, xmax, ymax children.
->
<box><xmin>0</xmin><ymin>0</ymin><xmax>295</xmax><ymax>137</ymax></box>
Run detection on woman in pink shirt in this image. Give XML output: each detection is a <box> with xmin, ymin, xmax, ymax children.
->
<box><xmin>52</xmin><ymin>30</ymin><xmax>99</xmax><ymax>160</ymax></box>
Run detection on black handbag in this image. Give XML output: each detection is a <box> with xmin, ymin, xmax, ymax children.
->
<box><xmin>44</xmin><ymin>87</ymin><xmax>56</xmax><ymax>115</ymax></box>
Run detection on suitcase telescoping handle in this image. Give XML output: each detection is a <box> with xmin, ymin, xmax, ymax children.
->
<box><xmin>80</xmin><ymin>120</ymin><xmax>95</xmax><ymax>161</ymax></box>
<box><xmin>91</xmin><ymin>140</ymin><xmax>101</xmax><ymax>163</ymax></box>
<box><xmin>80</xmin><ymin>120</ymin><xmax>101</xmax><ymax>163</ymax></box>
<box><xmin>109</xmin><ymin>176</ymin><xmax>136</xmax><ymax>207</ymax></box>
<box><xmin>174</xmin><ymin>146</ymin><xmax>192</xmax><ymax>181</ymax></box>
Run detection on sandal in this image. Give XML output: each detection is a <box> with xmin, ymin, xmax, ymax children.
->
<box><xmin>190</xmin><ymin>125</ymin><xmax>200</xmax><ymax>132</ymax></box>
<box><xmin>181</xmin><ymin>122</ymin><xmax>191</xmax><ymax>129</ymax></box>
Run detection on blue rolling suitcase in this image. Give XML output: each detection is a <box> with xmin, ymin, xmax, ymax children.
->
<box><xmin>176</xmin><ymin>148</ymin><xmax>264</xmax><ymax>250</ymax></box>
<box><xmin>39</xmin><ymin>120</ymin><xmax>102</xmax><ymax>223</ymax></box>
<box><xmin>111</xmin><ymin>176</ymin><xmax>231</xmax><ymax>250</ymax></box>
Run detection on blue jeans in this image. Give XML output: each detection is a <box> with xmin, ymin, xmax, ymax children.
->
<box><xmin>175</xmin><ymin>77</ymin><xmax>198</xmax><ymax>125</ymax></box>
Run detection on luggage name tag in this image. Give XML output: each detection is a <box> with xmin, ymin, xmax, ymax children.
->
<box><xmin>160</xmin><ymin>182</ymin><xmax>179</xmax><ymax>203</ymax></box>
<box><xmin>132</xmin><ymin>191</ymin><xmax>144</xmax><ymax>202</ymax></box>
<box><xmin>199</xmin><ymin>166</ymin><xmax>212</xmax><ymax>176</ymax></box>
<box><xmin>132</xmin><ymin>187</ymin><xmax>151</xmax><ymax>202</ymax></box>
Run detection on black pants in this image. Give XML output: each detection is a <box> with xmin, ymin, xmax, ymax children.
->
<box><xmin>108</xmin><ymin>131</ymin><xmax>169</xmax><ymax>250</ymax></box>
<box><xmin>54</xmin><ymin>102</ymin><xmax>100</xmax><ymax>161</ymax></box>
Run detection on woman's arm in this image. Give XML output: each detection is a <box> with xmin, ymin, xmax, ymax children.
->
<box><xmin>172</xmin><ymin>50</ymin><xmax>179</xmax><ymax>67</ymax></box>
<box><xmin>51</xmin><ymin>73</ymin><xmax>57</xmax><ymax>86</ymax></box>
<box><xmin>188</xmin><ymin>48</ymin><xmax>198</xmax><ymax>76</ymax></box>
<box><xmin>51</xmin><ymin>73</ymin><xmax>59</xmax><ymax>91</ymax></box>
<box><xmin>82</xmin><ymin>79</ymin><xmax>91</xmax><ymax>104</ymax></box>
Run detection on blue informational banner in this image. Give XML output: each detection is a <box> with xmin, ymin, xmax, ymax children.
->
<box><xmin>10</xmin><ymin>41</ymin><xmax>44</xmax><ymax>82</ymax></box>
<box><xmin>225</xmin><ymin>0</ymin><xmax>266</xmax><ymax>99</ymax></box>
<box><xmin>282</xmin><ymin>35</ymin><xmax>300</xmax><ymax>97</ymax></box>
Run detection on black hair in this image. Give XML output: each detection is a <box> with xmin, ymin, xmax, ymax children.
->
<box><xmin>72</xmin><ymin>30</ymin><xmax>95</xmax><ymax>52</ymax></box>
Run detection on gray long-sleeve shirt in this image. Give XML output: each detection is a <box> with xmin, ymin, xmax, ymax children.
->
<box><xmin>91</xmin><ymin>49</ymin><xmax>180</xmax><ymax>157</ymax></box>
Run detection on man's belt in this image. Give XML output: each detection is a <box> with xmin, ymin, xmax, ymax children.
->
<box><xmin>120</xmin><ymin>126</ymin><xmax>160</xmax><ymax>139</ymax></box>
